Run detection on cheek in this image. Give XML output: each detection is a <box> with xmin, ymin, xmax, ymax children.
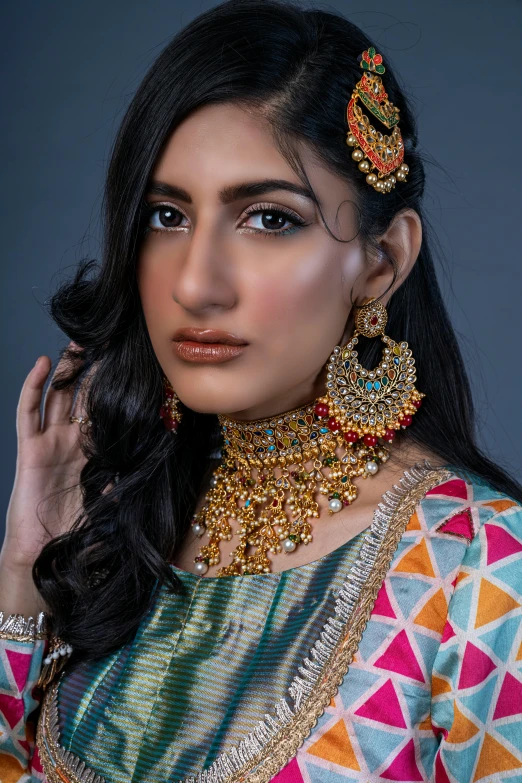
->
<box><xmin>244</xmin><ymin>248</ymin><xmax>348</xmax><ymax>355</ymax></box>
<box><xmin>137</xmin><ymin>250</ymin><xmax>172</xmax><ymax>329</ymax></box>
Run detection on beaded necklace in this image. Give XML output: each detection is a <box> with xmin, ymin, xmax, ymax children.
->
<box><xmin>190</xmin><ymin>398</ymin><xmax>391</xmax><ymax>576</ymax></box>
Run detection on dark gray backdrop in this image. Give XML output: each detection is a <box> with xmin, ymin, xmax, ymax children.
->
<box><xmin>2</xmin><ymin>1</ymin><xmax>521</xmax><ymax>531</ymax></box>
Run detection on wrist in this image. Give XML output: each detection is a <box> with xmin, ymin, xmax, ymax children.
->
<box><xmin>0</xmin><ymin>551</ymin><xmax>46</xmax><ymax>618</ymax></box>
<box><xmin>0</xmin><ymin>543</ymin><xmax>38</xmax><ymax>575</ymax></box>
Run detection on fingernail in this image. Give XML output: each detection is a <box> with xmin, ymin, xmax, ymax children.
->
<box><xmin>34</xmin><ymin>357</ymin><xmax>41</xmax><ymax>368</ymax></box>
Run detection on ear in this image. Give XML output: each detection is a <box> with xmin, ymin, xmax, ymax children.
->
<box><xmin>358</xmin><ymin>208</ymin><xmax>422</xmax><ymax>307</ymax></box>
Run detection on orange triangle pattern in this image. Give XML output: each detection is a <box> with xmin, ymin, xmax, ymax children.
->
<box><xmin>406</xmin><ymin>511</ymin><xmax>422</xmax><ymax>531</ymax></box>
<box><xmin>307</xmin><ymin>719</ymin><xmax>361</xmax><ymax>770</ymax></box>
<box><xmin>394</xmin><ymin>538</ymin><xmax>436</xmax><ymax>578</ymax></box>
<box><xmin>473</xmin><ymin>732</ymin><xmax>522</xmax><ymax>781</ymax></box>
<box><xmin>418</xmin><ymin>714</ymin><xmax>433</xmax><ymax>731</ymax></box>
<box><xmin>446</xmin><ymin>702</ymin><xmax>479</xmax><ymax>744</ymax></box>
<box><xmin>516</xmin><ymin>641</ymin><xmax>522</xmax><ymax>661</ymax></box>
<box><xmin>475</xmin><ymin>578</ymin><xmax>521</xmax><ymax>629</ymax></box>
<box><xmin>414</xmin><ymin>588</ymin><xmax>448</xmax><ymax>635</ymax></box>
<box><xmin>455</xmin><ymin>571</ymin><xmax>470</xmax><ymax>587</ymax></box>
<box><xmin>432</xmin><ymin>675</ymin><xmax>452</xmax><ymax>697</ymax></box>
<box><xmin>484</xmin><ymin>499</ymin><xmax>517</xmax><ymax>513</ymax></box>
<box><xmin>0</xmin><ymin>754</ymin><xmax>26</xmax><ymax>783</ymax></box>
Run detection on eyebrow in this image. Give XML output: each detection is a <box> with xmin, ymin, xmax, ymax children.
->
<box><xmin>145</xmin><ymin>178</ymin><xmax>316</xmax><ymax>205</ymax></box>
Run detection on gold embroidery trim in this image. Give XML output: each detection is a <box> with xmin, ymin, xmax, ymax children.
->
<box><xmin>36</xmin><ymin>681</ymin><xmax>105</xmax><ymax>783</ymax></box>
<box><xmin>35</xmin><ymin>464</ymin><xmax>451</xmax><ymax>783</ymax></box>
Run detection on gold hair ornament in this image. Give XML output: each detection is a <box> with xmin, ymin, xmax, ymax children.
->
<box><xmin>346</xmin><ymin>47</ymin><xmax>409</xmax><ymax>193</ymax></box>
<box><xmin>190</xmin><ymin>299</ymin><xmax>424</xmax><ymax>576</ymax></box>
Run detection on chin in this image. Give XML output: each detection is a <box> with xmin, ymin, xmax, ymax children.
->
<box><xmin>175</xmin><ymin>389</ymin><xmax>253</xmax><ymax>417</ymax></box>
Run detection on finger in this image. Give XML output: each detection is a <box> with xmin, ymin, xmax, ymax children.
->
<box><xmin>17</xmin><ymin>356</ymin><xmax>52</xmax><ymax>441</ymax></box>
<box><xmin>42</xmin><ymin>341</ymin><xmax>85</xmax><ymax>428</ymax></box>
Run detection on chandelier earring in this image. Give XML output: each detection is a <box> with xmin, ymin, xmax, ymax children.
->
<box><xmin>159</xmin><ymin>376</ymin><xmax>183</xmax><ymax>433</ymax></box>
<box><xmin>315</xmin><ymin>296</ymin><xmax>425</xmax><ymax>448</ymax></box>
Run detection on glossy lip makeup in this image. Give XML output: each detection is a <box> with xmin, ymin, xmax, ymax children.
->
<box><xmin>172</xmin><ymin>328</ymin><xmax>248</xmax><ymax>363</ymax></box>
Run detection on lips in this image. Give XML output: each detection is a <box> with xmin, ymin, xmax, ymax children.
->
<box><xmin>172</xmin><ymin>328</ymin><xmax>248</xmax><ymax>363</ymax></box>
<box><xmin>172</xmin><ymin>328</ymin><xmax>247</xmax><ymax>346</ymax></box>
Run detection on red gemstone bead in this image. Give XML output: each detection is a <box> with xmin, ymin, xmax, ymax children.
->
<box><xmin>363</xmin><ymin>434</ymin><xmax>378</xmax><ymax>447</ymax></box>
<box><xmin>314</xmin><ymin>403</ymin><xmax>329</xmax><ymax>418</ymax></box>
<box><xmin>370</xmin><ymin>315</ymin><xmax>378</xmax><ymax>325</ymax></box>
<box><xmin>159</xmin><ymin>405</ymin><xmax>166</xmax><ymax>419</ymax></box>
<box><xmin>344</xmin><ymin>430</ymin><xmax>359</xmax><ymax>443</ymax></box>
<box><xmin>384</xmin><ymin>428</ymin><xmax>396</xmax><ymax>442</ymax></box>
<box><xmin>165</xmin><ymin>417</ymin><xmax>179</xmax><ymax>431</ymax></box>
<box><xmin>413</xmin><ymin>399</ymin><xmax>422</xmax><ymax>409</ymax></box>
<box><xmin>328</xmin><ymin>417</ymin><xmax>341</xmax><ymax>432</ymax></box>
<box><xmin>399</xmin><ymin>414</ymin><xmax>413</xmax><ymax>427</ymax></box>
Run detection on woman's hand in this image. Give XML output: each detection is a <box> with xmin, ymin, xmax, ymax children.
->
<box><xmin>0</xmin><ymin>343</ymin><xmax>90</xmax><ymax>613</ymax></box>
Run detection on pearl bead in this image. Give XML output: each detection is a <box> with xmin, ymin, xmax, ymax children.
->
<box><xmin>210</xmin><ymin>475</ymin><xmax>218</xmax><ymax>487</ymax></box>
<box><xmin>366</xmin><ymin>460</ymin><xmax>379</xmax><ymax>475</ymax></box>
<box><xmin>366</xmin><ymin>173</ymin><xmax>378</xmax><ymax>185</ymax></box>
<box><xmin>346</xmin><ymin>134</ymin><xmax>357</xmax><ymax>146</ymax></box>
<box><xmin>329</xmin><ymin>498</ymin><xmax>343</xmax><ymax>513</ymax></box>
<box><xmin>194</xmin><ymin>561</ymin><xmax>208</xmax><ymax>575</ymax></box>
<box><xmin>192</xmin><ymin>523</ymin><xmax>205</xmax><ymax>537</ymax></box>
<box><xmin>358</xmin><ymin>160</ymin><xmax>370</xmax><ymax>172</ymax></box>
<box><xmin>352</xmin><ymin>149</ymin><xmax>364</xmax><ymax>161</ymax></box>
<box><xmin>283</xmin><ymin>538</ymin><xmax>297</xmax><ymax>552</ymax></box>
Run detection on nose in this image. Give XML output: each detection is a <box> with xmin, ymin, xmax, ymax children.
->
<box><xmin>171</xmin><ymin>218</ymin><xmax>236</xmax><ymax>314</ymax></box>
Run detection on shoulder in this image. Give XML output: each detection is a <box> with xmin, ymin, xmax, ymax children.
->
<box><xmin>395</xmin><ymin>467</ymin><xmax>522</xmax><ymax>561</ymax></box>
<box><xmin>414</xmin><ymin>467</ymin><xmax>522</xmax><ymax>569</ymax></box>
<box><xmin>382</xmin><ymin>465</ymin><xmax>522</xmax><ymax>633</ymax></box>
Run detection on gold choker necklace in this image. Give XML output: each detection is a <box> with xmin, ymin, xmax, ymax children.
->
<box><xmin>190</xmin><ymin>333</ymin><xmax>424</xmax><ymax>576</ymax></box>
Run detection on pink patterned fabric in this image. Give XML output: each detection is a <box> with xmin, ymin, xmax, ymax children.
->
<box><xmin>286</xmin><ymin>476</ymin><xmax>522</xmax><ymax>782</ymax></box>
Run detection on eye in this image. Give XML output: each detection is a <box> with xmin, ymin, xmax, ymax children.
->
<box><xmin>143</xmin><ymin>203</ymin><xmax>187</xmax><ymax>233</ymax></box>
<box><xmin>239</xmin><ymin>203</ymin><xmax>308</xmax><ymax>238</ymax></box>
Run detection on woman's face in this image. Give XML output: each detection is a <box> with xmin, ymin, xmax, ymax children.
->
<box><xmin>138</xmin><ymin>103</ymin><xmax>371</xmax><ymax>420</ymax></box>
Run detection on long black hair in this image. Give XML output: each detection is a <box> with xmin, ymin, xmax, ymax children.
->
<box><xmin>34</xmin><ymin>0</ymin><xmax>522</xmax><ymax>661</ymax></box>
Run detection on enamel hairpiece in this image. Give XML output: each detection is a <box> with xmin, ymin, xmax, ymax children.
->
<box><xmin>346</xmin><ymin>46</ymin><xmax>409</xmax><ymax>194</ymax></box>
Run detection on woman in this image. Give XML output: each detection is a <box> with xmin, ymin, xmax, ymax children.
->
<box><xmin>1</xmin><ymin>1</ymin><xmax>521</xmax><ymax>781</ymax></box>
